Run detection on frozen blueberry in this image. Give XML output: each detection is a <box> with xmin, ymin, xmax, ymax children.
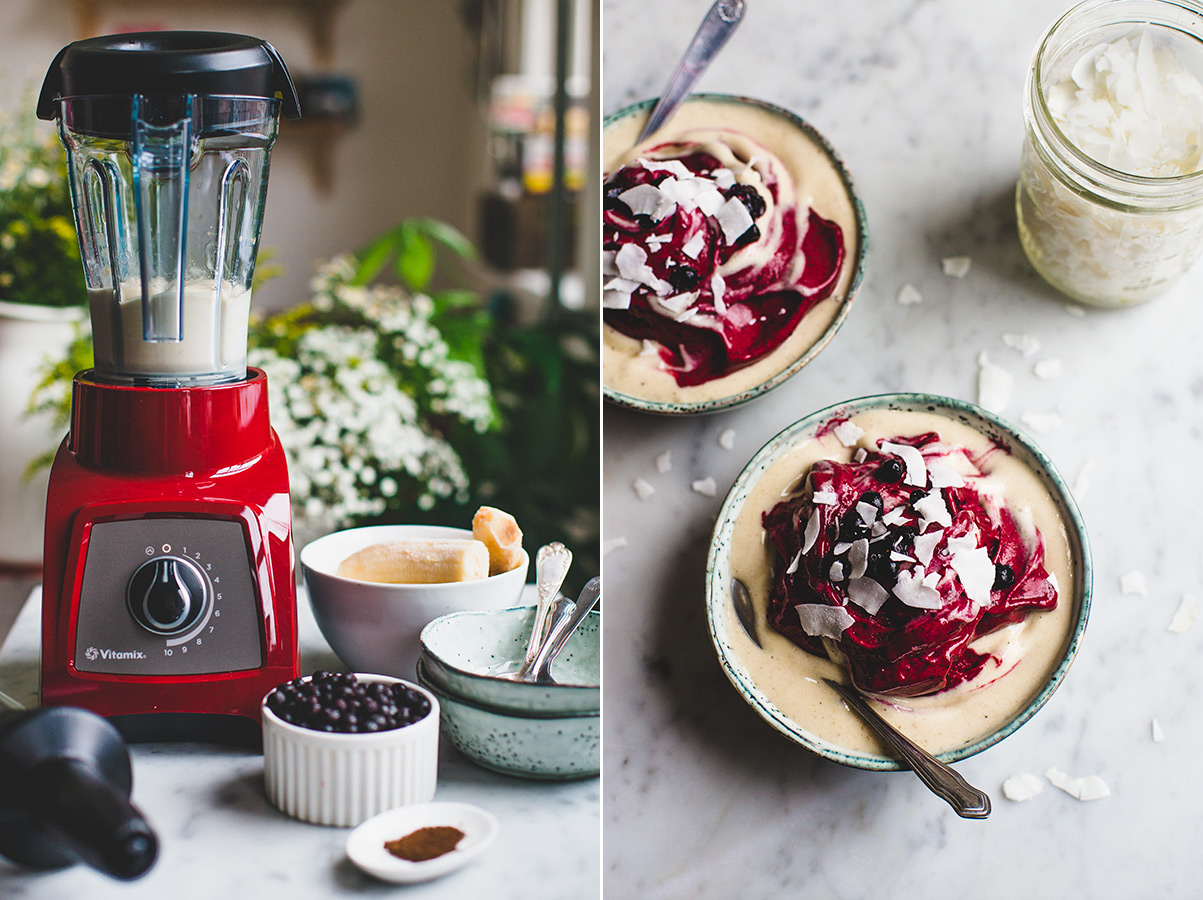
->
<box><xmin>728</xmin><ymin>183</ymin><xmax>766</xmax><ymax>219</ymax></box>
<box><xmin>993</xmin><ymin>564</ymin><xmax>1016</xmax><ymax>591</ymax></box>
<box><xmin>875</xmin><ymin>458</ymin><xmax>905</xmax><ymax>483</ymax></box>
<box><xmin>667</xmin><ymin>265</ymin><xmax>700</xmax><ymax>292</ymax></box>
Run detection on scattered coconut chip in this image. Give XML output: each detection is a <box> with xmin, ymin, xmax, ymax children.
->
<box><xmin>639</xmin><ymin>340</ymin><xmax>660</xmax><ymax>359</ymax></box>
<box><xmin>927</xmin><ymin>461</ymin><xmax>965</xmax><ymax>489</ymax></box>
<box><xmin>941</xmin><ymin>255</ymin><xmax>972</xmax><ymax>278</ymax></box>
<box><xmin>1003</xmin><ymin>332</ymin><xmax>1042</xmax><ymax>357</ymax></box>
<box><xmin>882</xmin><ymin>507</ymin><xmax>908</xmax><ymax>527</ymax></box>
<box><xmin>811</xmin><ymin>490</ymin><xmax>838</xmax><ymax>506</ymax></box>
<box><xmin>1002</xmin><ymin>772</ymin><xmax>1045</xmax><ymax>802</ymax></box>
<box><xmin>1034</xmin><ymin>358</ymin><xmax>1064</xmax><ymax>380</ymax></box>
<box><xmin>950</xmin><ymin>544</ymin><xmax>996</xmax><ymax>608</ymax></box>
<box><xmin>1072</xmin><ymin>458</ymin><xmax>1096</xmax><ymax>499</ymax></box>
<box><xmin>913</xmin><ymin>530</ymin><xmax>943</xmax><ymax>567</ymax></box>
<box><xmin>718</xmin><ymin>428</ymin><xmax>736</xmax><ymax>450</ymax></box>
<box><xmin>691</xmin><ymin>477</ymin><xmax>717</xmax><ymax>497</ymax></box>
<box><xmin>879</xmin><ymin>441</ymin><xmax>927</xmax><ymax>486</ymax></box>
<box><xmin>977</xmin><ymin>352</ymin><xmax>1014</xmax><ymax>414</ymax></box>
<box><xmin>897</xmin><ymin>283</ymin><xmax>923</xmax><ymax>306</ymax></box>
<box><xmin>828</xmin><ymin>560</ymin><xmax>845</xmax><ymax>582</ymax></box>
<box><xmin>848</xmin><ymin>539</ymin><xmax>870</xmax><ymax>579</ymax></box>
<box><xmin>913</xmin><ymin>492</ymin><xmax>952</xmax><ymax>530</ymax></box>
<box><xmin>1168</xmin><ymin>593</ymin><xmax>1200</xmax><ymax>633</ymax></box>
<box><xmin>602</xmin><ymin>536</ymin><xmax>628</xmax><ymax>556</ymax></box>
<box><xmin>681</xmin><ymin>232</ymin><xmax>706</xmax><ymax>259</ymax></box>
<box><xmin>786</xmin><ymin>549</ymin><xmax>803</xmax><ymax>575</ymax></box>
<box><xmin>1152</xmin><ymin>719</ymin><xmax>1165</xmax><ymax>743</ymax></box>
<box><xmin>1064</xmin><ymin>304</ymin><xmax>1086</xmax><ymax>317</ymax></box>
<box><xmin>656</xmin><ymin>450</ymin><xmax>672</xmax><ymax>474</ymax></box>
<box><xmin>1120</xmin><ymin>570</ymin><xmax>1148</xmax><ymax>596</ymax></box>
<box><xmin>715</xmin><ymin>197</ymin><xmax>754</xmax><ymax>245</ymax></box>
<box><xmin>711</xmin><ymin>272</ymin><xmax>727</xmax><ymax>315</ymax></box>
<box><xmin>795</xmin><ymin>603</ymin><xmax>855</xmax><ymax>639</ymax></box>
<box><xmin>618</xmin><ymin>183</ymin><xmax>676</xmax><ymax>221</ymax></box>
<box><xmin>853</xmin><ymin>448</ymin><xmax>868</xmax><ymax>464</ymax></box>
<box><xmin>1045</xmin><ymin>767</ymin><xmax>1110</xmax><ymax>801</ymax></box>
<box><xmin>1020</xmin><ymin>411</ymin><xmax>1064</xmax><ymax>433</ymax></box>
<box><xmin>847</xmin><ymin>577</ymin><xmax>890</xmax><ymax>615</ymax></box>
<box><xmin>633</xmin><ymin>478</ymin><xmax>655</xmax><ymax>500</ymax></box>
<box><xmin>833</xmin><ymin>420</ymin><xmax>865</xmax><ymax>447</ymax></box>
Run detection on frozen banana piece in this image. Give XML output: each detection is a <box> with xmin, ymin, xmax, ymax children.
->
<box><xmin>337</xmin><ymin>539</ymin><xmax>490</xmax><ymax>584</ymax></box>
<box><xmin>472</xmin><ymin>506</ymin><xmax>524</xmax><ymax>575</ymax></box>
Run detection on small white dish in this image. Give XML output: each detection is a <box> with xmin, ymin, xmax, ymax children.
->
<box><xmin>345</xmin><ymin>801</ymin><xmax>499</xmax><ymax>884</ymax></box>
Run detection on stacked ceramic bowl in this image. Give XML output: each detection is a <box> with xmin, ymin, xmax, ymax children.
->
<box><xmin>417</xmin><ymin>606</ymin><xmax>600</xmax><ymax>780</ymax></box>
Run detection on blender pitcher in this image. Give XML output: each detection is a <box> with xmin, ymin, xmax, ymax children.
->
<box><xmin>37</xmin><ymin>32</ymin><xmax>300</xmax><ymax>385</ymax></box>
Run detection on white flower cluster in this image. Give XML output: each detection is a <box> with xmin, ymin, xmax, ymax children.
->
<box><xmin>251</xmin><ymin>257</ymin><xmax>496</xmax><ymax>532</ymax></box>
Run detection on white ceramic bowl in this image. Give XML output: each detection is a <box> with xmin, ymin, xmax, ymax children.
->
<box><xmin>261</xmin><ymin>674</ymin><xmax>440</xmax><ymax>827</ymax></box>
<box><xmin>302</xmin><ymin>525</ymin><xmax>530</xmax><ymax>680</ymax></box>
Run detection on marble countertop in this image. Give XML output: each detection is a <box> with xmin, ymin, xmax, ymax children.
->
<box><xmin>0</xmin><ymin>585</ymin><xmax>599</xmax><ymax>899</ymax></box>
<box><xmin>602</xmin><ymin>0</ymin><xmax>1203</xmax><ymax>897</ymax></box>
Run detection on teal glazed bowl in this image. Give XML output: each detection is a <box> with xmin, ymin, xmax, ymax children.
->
<box><xmin>416</xmin><ymin>660</ymin><xmax>600</xmax><ymax>781</ymax></box>
<box><xmin>602</xmin><ymin>93</ymin><xmax>869</xmax><ymax>415</ymax></box>
<box><xmin>419</xmin><ymin>606</ymin><xmax>600</xmax><ymax>715</ymax></box>
<box><xmin>705</xmin><ymin>393</ymin><xmax>1092</xmax><ymax>770</ymax></box>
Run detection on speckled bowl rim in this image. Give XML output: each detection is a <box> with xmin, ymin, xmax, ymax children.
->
<box><xmin>704</xmin><ymin>392</ymin><xmax>1093</xmax><ymax>770</ymax></box>
<box><xmin>416</xmin><ymin>659</ymin><xmax>600</xmax><ymax>722</ymax></box>
<box><xmin>419</xmin><ymin>606</ymin><xmax>600</xmax><ymax>705</ymax></box>
<box><xmin>601</xmin><ymin>93</ymin><xmax>869</xmax><ymax>416</ymax></box>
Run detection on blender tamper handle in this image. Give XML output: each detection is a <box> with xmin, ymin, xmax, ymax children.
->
<box><xmin>0</xmin><ymin>707</ymin><xmax>158</xmax><ymax>880</ymax></box>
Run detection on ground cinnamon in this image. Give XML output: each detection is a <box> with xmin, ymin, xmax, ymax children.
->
<box><xmin>384</xmin><ymin>825</ymin><xmax>465</xmax><ymax>862</ymax></box>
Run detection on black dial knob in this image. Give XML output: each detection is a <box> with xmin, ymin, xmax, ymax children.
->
<box><xmin>126</xmin><ymin>556</ymin><xmax>208</xmax><ymax>636</ymax></box>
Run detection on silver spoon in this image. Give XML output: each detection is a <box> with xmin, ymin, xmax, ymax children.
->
<box><xmin>513</xmin><ymin>542</ymin><xmax>573</xmax><ymax>681</ymax></box>
<box><xmin>823</xmin><ymin>678</ymin><xmax>992</xmax><ymax>819</ymax></box>
<box><xmin>731</xmin><ymin>577</ymin><xmax>761</xmax><ymax>647</ymax></box>
<box><xmin>532</xmin><ymin>576</ymin><xmax>601</xmax><ymax>684</ymax></box>
<box><xmin>637</xmin><ymin>0</ymin><xmax>747</xmax><ymax>142</ymax></box>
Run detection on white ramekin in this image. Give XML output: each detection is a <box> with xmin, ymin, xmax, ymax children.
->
<box><xmin>261</xmin><ymin>674</ymin><xmax>440</xmax><ymax>827</ymax></box>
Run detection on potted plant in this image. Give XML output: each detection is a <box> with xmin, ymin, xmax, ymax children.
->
<box><xmin>0</xmin><ymin>102</ymin><xmax>86</xmax><ymax>567</ymax></box>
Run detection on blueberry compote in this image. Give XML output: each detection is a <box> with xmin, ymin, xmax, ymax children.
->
<box><xmin>267</xmin><ymin>671</ymin><xmax>431</xmax><ymax>733</ymax></box>
<box><xmin>761</xmin><ymin>430</ymin><xmax>1058</xmax><ymax>698</ymax></box>
<box><xmin>602</xmin><ymin>138</ymin><xmax>846</xmax><ymax>387</ymax></box>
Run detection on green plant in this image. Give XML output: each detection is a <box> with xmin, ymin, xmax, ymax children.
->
<box><xmin>0</xmin><ymin>102</ymin><xmax>86</xmax><ymax>308</ymax></box>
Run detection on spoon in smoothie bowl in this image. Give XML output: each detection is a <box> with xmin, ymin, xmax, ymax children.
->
<box><xmin>498</xmin><ymin>542</ymin><xmax>572</xmax><ymax>682</ymax></box>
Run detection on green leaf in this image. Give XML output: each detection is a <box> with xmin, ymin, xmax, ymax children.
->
<box><xmin>395</xmin><ymin>222</ymin><xmax>435</xmax><ymax>291</ymax></box>
<box><xmin>410</xmin><ymin>217</ymin><xmax>477</xmax><ymax>261</ymax></box>
<box><xmin>353</xmin><ymin>231</ymin><xmax>399</xmax><ymax>286</ymax></box>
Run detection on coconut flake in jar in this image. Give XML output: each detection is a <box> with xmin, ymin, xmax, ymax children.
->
<box><xmin>1017</xmin><ymin>2</ymin><xmax>1203</xmax><ymax>308</ymax></box>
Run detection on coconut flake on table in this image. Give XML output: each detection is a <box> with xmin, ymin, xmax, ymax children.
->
<box><xmin>1034</xmin><ymin>358</ymin><xmax>1064</xmax><ymax>380</ymax></box>
<box><xmin>718</xmin><ymin>428</ymin><xmax>736</xmax><ymax>450</ymax></box>
<box><xmin>602</xmin><ymin>536</ymin><xmax>628</xmax><ymax>556</ymax></box>
<box><xmin>632</xmin><ymin>478</ymin><xmax>655</xmax><ymax>500</ymax></box>
<box><xmin>691</xmin><ymin>477</ymin><xmax>717</xmax><ymax>497</ymax></box>
<box><xmin>811</xmin><ymin>490</ymin><xmax>838</xmax><ymax>506</ymax></box>
<box><xmin>1002</xmin><ymin>772</ymin><xmax>1045</xmax><ymax>802</ymax></box>
<box><xmin>1045</xmin><ymin>767</ymin><xmax>1111</xmax><ymax>801</ymax></box>
<box><xmin>1120</xmin><ymin>570</ymin><xmax>1148</xmax><ymax>596</ymax></box>
<box><xmin>833</xmin><ymin>420</ymin><xmax>865</xmax><ymax>447</ymax></box>
<box><xmin>795</xmin><ymin>603</ymin><xmax>855</xmax><ymax>639</ymax></box>
<box><xmin>897</xmin><ymin>283</ymin><xmax>923</xmax><ymax>306</ymax></box>
<box><xmin>847</xmin><ymin>577</ymin><xmax>889</xmax><ymax>614</ymax></box>
<box><xmin>878</xmin><ymin>441</ymin><xmax>927</xmax><ymax>486</ymax></box>
<box><xmin>977</xmin><ymin>351</ymin><xmax>1014</xmax><ymax>414</ymax></box>
<box><xmin>1003</xmin><ymin>332</ymin><xmax>1042</xmax><ymax>357</ymax></box>
<box><xmin>1168</xmin><ymin>593</ymin><xmax>1200</xmax><ymax>633</ymax></box>
<box><xmin>656</xmin><ymin>450</ymin><xmax>672</xmax><ymax>474</ymax></box>
<box><xmin>715</xmin><ymin>197</ymin><xmax>755</xmax><ymax>245</ymax></box>
<box><xmin>1064</xmin><ymin>304</ymin><xmax>1087</xmax><ymax>317</ymax></box>
<box><xmin>941</xmin><ymin>255</ymin><xmax>972</xmax><ymax>278</ymax></box>
<box><xmin>1072</xmin><ymin>458</ymin><xmax>1096</xmax><ymax>499</ymax></box>
<box><xmin>1020</xmin><ymin>411</ymin><xmax>1064</xmax><ymax>433</ymax></box>
<box><xmin>1152</xmin><ymin>718</ymin><xmax>1166</xmax><ymax>742</ymax></box>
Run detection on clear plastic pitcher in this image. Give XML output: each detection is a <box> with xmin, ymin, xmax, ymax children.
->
<box><xmin>38</xmin><ymin>32</ymin><xmax>300</xmax><ymax>385</ymax></box>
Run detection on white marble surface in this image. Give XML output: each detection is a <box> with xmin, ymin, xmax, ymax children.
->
<box><xmin>0</xmin><ymin>585</ymin><xmax>599</xmax><ymax>898</ymax></box>
<box><xmin>602</xmin><ymin>1</ymin><xmax>1203</xmax><ymax>897</ymax></box>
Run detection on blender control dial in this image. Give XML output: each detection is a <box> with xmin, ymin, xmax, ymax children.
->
<box><xmin>126</xmin><ymin>556</ymin><xmax>209</xmax><ymax>636</ymax></box>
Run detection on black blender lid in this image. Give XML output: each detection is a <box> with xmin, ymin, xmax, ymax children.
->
<box><xmin>37</xmin><ymin>31</ymin><xmax>302</xmax><ymax>122</ymax></box>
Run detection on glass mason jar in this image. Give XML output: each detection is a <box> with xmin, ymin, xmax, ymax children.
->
<box><xmin>1017</xmin><ymin>0</ymin><xmax>1203</xmax><ymax>308</ymax></box>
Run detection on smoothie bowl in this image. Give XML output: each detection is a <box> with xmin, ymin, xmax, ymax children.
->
<box><xmin>706</xmin><ymin>394</ymin><xmax>1091</xmax><ymax>769</ymax></box>
<box><xmin>602</xmin><ymin>94</ymin><xmax>867</xmax><ymax>415</ymax></box>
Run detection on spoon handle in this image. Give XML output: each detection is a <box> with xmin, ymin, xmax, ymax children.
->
<box><xmin>824</xmin><ymin>679</ymin><xmax>992</xmax><ymax>819</ymax></box>
<box><xmin>534</xmin><ymin>576</ymin><xmax>601</xmax><ymax>683</ymax></box>
<box><xmin>637</xmin><ymin>0</ymin><xmax>746</xmax><ymax>142</ymax></box>
<box><xmin>518</xmin><ymin>543</ymin><xmax>573</xmax><ymax>678</ymax></box>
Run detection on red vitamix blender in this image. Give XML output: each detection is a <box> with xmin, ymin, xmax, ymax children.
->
<box><xmin>37</xmin><ymin>33</ymin><xmax>302</xmax><ymax>745</ymax></box>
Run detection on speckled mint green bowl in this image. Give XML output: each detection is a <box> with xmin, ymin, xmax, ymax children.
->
<box><xmin>419</xmin><ymin>606</ymin><xmax>600</xmax><ymax>715</ymax></box>
<box><xmin>602</xmin><ymin>93</ymin><xmax>869</xmax><ymax>415</ymax></box>
<box><xmin>416</xmin><ymin>660</ymin><xmax>600</xmax><ymax>781</ymax></box>
<box><xmin>705</xmin><ymin>392</ymin><xmax>1092</xmax><ymax>770</ymax></box>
